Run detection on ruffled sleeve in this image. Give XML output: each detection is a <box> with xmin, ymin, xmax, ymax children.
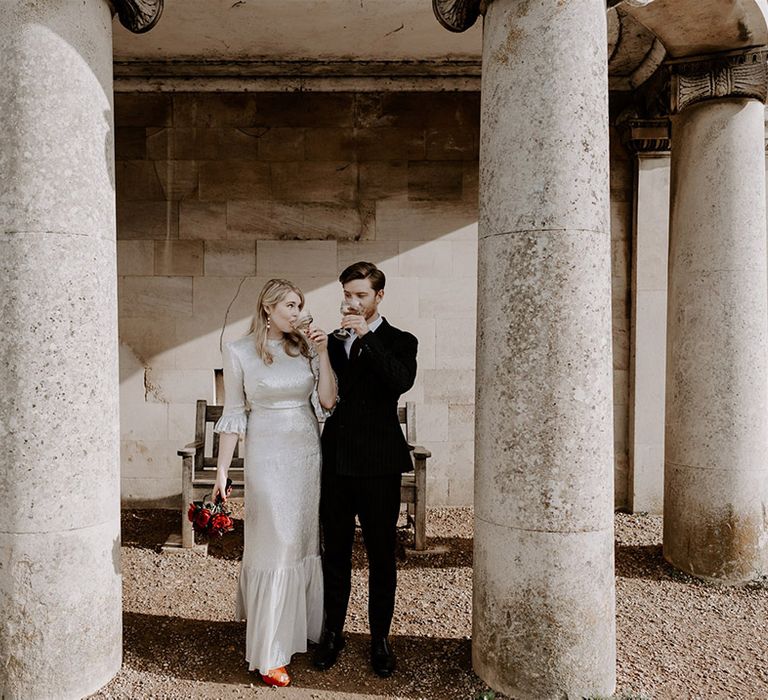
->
<box><xmin>214</xmin><ymin>342</ymin><xmax>248</xmax><ymax>436</ymax></box>
<box><xmin>309</xmin><ymin>348</ymin><xmax>337</xmax><ymax>422</ymax></box>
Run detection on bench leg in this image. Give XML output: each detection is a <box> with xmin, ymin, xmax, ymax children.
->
<box><xmin>414</xmin><ymin>457</ymin><xmax>427</xmax><ymax>551</ymax></box>
<box><xmin>181</xmin><ymin>456</ymin><xmax>195</xmax><ymax>549</ymax></box>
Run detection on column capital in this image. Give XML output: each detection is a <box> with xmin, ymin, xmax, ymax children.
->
<box><xmin>620</xmin><ymin>117</ymin><xmax>671</xmax><ymax>154</ymax></box>
<box><xmin>432</xmin><ymin>0</ymin><xmax>483</xmax><ymax>33</ymax></box>
<box><xmin>669</xmin><ymin>49</ymin><xmax>768</xmax><ymax>114</ymax></box>
<box><xmin>112</xmin><ymin>0</ymin><xmax>164</xmax><ymax>34</ymax></box>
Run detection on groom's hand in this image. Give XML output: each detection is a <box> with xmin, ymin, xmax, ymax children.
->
<box><xmin>341</xmin><ymin>314</ymin><xmax>369</xmax><ymax>337</ymax></box>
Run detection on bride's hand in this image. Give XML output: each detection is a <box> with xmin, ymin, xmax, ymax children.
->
<box><xmin>306</xmin><ymin>327</ymin><xmax>328</xmax><ymax>354</ymax></box>
<box><xmin>211</xmin><ymin>471</ymin><xmax>228</xmax><ymax>504</ymax></box>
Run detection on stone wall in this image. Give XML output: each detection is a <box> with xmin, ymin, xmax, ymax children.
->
<box><xmin>115</xmin><ymin>91</ymin><xmax>632</xmax><ymax>508</ymax></box>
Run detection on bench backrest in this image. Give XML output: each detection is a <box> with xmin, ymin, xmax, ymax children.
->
<box><xmin>194</xmin><ymin>399</ymin><xmax>417</xmax><ymax>477</ymax></box>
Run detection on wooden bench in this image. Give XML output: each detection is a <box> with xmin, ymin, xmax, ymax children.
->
<box><xmin>178</xmin><ymin>400</ymin><xmax>431</xmax><ymax>550</ymax></box>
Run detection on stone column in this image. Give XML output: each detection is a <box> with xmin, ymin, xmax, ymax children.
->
<box><xmin>664</xmin><ymin>50</ymin><xmax>768</xmax><ymax>583</ymax></box>
<box><xmin>624</xmin><ymin>119</ymin><xmax>671</xmax><ymax>515</ymax></box>
<box><xmin>434</xmin><ymin>0</ymin><xmax>616</xmax><ymax>697</ymax></box>
<box><xmin>0</xmin><ymin>1</ymin><xmax>159</xmax><ymax>697</ymax></box>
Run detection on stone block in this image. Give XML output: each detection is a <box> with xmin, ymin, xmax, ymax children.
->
<box><xmin>610</xmin><ymin>200</ymin><xmax>631</xmax><ymax>242</ymax></box>
<box><xmin>117</xmin><ymin>200</ymin><xmax>179</xmax><ymax>240</ymax></box>
<box><xmin>423</xmin><ymin>369</ymin><xmax>475</xmax><ymax>404</ymax></box>
<box><xmin>256</xmin><ymin>241</ymin><xmax>337</xmax><ymax>278</ymax></box>
<box><xmin>121</xmin><ymin>439</ymin><xmax>175</xmax><ymax>480</ymax></box>
<box><xmin>398</xmin><ymin>240</ymin><xmax>454</xmax><ymax>277</ymax></box>
<box><xmin>448</xmin><ymin>404</ymin><xmax>475</xmax><ymax>442</ymax></box>
<box><xmin>614</xmin><ymin>404</ymin><xmax>628</xmax><ymax>452</ymax></box>
<box><xmin>180</xmin><ymin>200</ymin><xmax>227</xmax><ymax>240</ymax></box>
<box><xmin>119</xmin><ymin>276</ymin><xmax>193</xmax><ymax>318</ymax></box>
<box><xmin>147</xmin><ymin>127</ymin><xmax>221</xmax><ymax>161</ymax></box>
<box><xmin>252</xmin><ymin>93</ymin><xmax>354</xmax><ymax>127</ymax></box>
<box><xmin>305</xmin><ymin>128</ymin><xmax>356</xmax><ymax>161</ymax></box>
<box><xmin>173</xmin><ymin>323</ymin><xmax>231</xmax><ymax>370</ymax></box>
<box><xmin>119</xmin><ymin>319</ymin><xmax>177</xmax><ymax>370</ymax></box>
<box><xmin>462</xmin><ymin>162</ymin><xmax>479</xmax><ymax>203</ymax></box>
<box><xmin>199</xmin><ymin>161</ymin><xmax>270</xmax><ymax>200</ymax></box>
<box><xmin>451</xmin><ymin>240</ymin><xmax>478</xmax><ymax>277</ymax></box>
<box><xmin>436</xmin><ymin>318</ymin><xmax>477</xmax><ymax>369</ymax></box>
<box><xmin>419</xmin><ymin>276</ymin><xmax>477</xmax><ymax>319</ymax></box>
<box><xmin>426</xmin><ymin>475</ymin><xmax>449</xmax><ymax>505</ymax></box>
<box><xmin>117</xmin><ymin>240</ymin><xmax>154</xmax><ymax>276</ymax></box>
<box><xmin>426</xmin><ymin>128</ymin><xmax>478</xmax><ymax>160</ymax></box>
<box><xmin>204</xmin><ymin>241</ymin><xmax>256</xmax><ymax>276</ymax></box>
<box><xmin>217</xmin><ymin>128</ymin><xmax>261</xmax><ymax>160</ymax></box>
<box><xmin>155</xmin><ymin>160</ymin><xmax>198</xmax><ymax>200</ymax></box>
<box><xmin>145</xmin><ymin>368</ymin><xmax>214</xmax><ymax>404</ymax></box>
<box><xmin>337</xmin><ymin>241</ymin><xmax>399</xmax><ymax>277</ymax></box>
<box><xmin>356</xmin><ymin>128</ymin><xmax>425</xmax><ymax>160</ymax></box>
<box><xmin>271</xmin><ymin>162</ymin><xmax>357</xmax><ymax>203</ymax></box>
<box><xmin>115</xmin><ymin>127</ymin><xmax>147</xmax><ymax>159</ymax></box>
<box><xmin>173</xmin><ymin>93</ymin><xmax>258</xmax><ymax>127</ymax></box>
<box><xmin>254</xmin><ymin>127</ymin><xmax>305</xmax><ymax>161</ymax></box>
<box><xmin>121</xmin><ymin>476</ymin><xmax>181</xmax><ymax>505</ymax></box>
<box><xmin>613</xmin><ymin>368</ymin><xmax>629</xmax><ymax>407</ymax></box>
<box><xmin>116</xmin><ymin>160</ymin><xmax>164</xmax><ymax>200</ymax></box>
<box><xmin>415</xmin><ymin>403</ymin><xmax>450</xmax><ymax>443</ymax></box>
<box><xmin>191</xmin><ymin>276</ymin><xmax>265</xmax><ymax>321</ymax></box>
<box><xmin>355</xmin><ymin>93</ymin><xmax>480</xmax><ymax>129</ymax></box>
<box><xmin>228</xmin><ymin>201</ymin><xmax>367</xmax><ymax>240</ymax></box>
<box><xmin>168</xmin><ymin>403</ymin><xmax>199</xmax><ymax>443</ymax></box>
<box><xmin>446</xmin><ymin>476</ymin><xmax>474</xmax><ymax>506</ymax></box>
<box><xmin>115</xmin><ymin>93</ymin><xmax>172</xmax><ymax>127</ymax></box>
<box><xmin>408</xmin><ymin>161</ymin><xmax>464</xmax><ymax>201</ymax></box>
<box><xmin>372</xmin><ymin>276</ymin><xmax>419</xmax><ymax>317</ymax></box>
<box><xmin>358</xmin><ymin>161</ymin><xmax>409</xmax><ymax>199</ymax></box>
<box><xmin>375</xmin><ymin>200</ymin><xmax>478</xmax><ymax>241</ymax></box>
<box><xmin>154</xmin><ymin>240</ymin><xmax>204</xmax><ymax>276</ymax></box>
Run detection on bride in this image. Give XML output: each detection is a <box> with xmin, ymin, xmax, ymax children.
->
<box><xmin>211</xmin><ymin>278</ymin><xmax>337</xmax><ymax>687</ymax></box>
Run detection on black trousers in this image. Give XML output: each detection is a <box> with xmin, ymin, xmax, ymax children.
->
<box><xmin>319</xmin><ymin>470</ymin><xmax>402</xmax><ymax>639</ymax></box>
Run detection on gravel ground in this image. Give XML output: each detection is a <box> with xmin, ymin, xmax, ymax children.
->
<box><xmin>88</xmin><ymin>507</ymin><xmax>768</xmax><ymax>700</ymax></box>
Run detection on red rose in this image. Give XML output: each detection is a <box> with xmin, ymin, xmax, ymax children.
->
<box><xmin>195</xmin><ymin>508</ymin><xmax>212</xmax><ymax>528</ymax></box>
<box><xmin>211</xmin><ymin>513</ymin><xmax>233</xmax><ymax>535</ymax></box>
<box><xmin>187</xmin><ymin>503</ymin><xmax>199</xmax><ymax>523</ymax></box>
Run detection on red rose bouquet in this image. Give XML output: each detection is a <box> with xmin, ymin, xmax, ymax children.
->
<box><xmin>187</xmin><ymin>478</ymin><xmax>234</xmax><ymax>538</ymax></box>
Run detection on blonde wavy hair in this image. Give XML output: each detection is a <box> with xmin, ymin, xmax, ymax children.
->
<box><xmin>249</xmin><ymin>279</ymin><xmax>311</xmax><ymax>365</ymax></box>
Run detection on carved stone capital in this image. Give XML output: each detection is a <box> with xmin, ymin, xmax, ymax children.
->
<box><xmin>670</xmin><ymin>49</ymin><xmax>768</xmax><ymax>114</ymax></box>
<box><xmin>432</xmin><ymin>0</ymin><xmax>483</xmax><ymax>33</ymax></box>
<box><xmin>112</xmin><ymin>0</ymin><xmax>163</xmax><ymax>34</ymax></box>
<box><xmin>621</xmin><ymin>117</ymin><xmax>671</xmax><ymax>154</ymax></box>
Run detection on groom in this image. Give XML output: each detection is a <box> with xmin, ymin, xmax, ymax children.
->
<box><xmin>314</xmin><ymin>261</ymin><xmax>418</xmax><ymax>678</ymax></box>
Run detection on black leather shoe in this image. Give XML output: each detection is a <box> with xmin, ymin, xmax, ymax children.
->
<box><xmin>313</xmin><ymin>629</ymin><xmax>345</xmax><ymax>670</ymax></box>
<box><xmin>370</xmin><ymin>636</ymin><xmax>396</xmax><ymax>678</ymax></box>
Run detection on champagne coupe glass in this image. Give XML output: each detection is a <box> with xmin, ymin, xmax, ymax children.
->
<box><xmin>332</xmin><ymin>299</ymin><xmax>364</xmax><ymax>340</ymax></box>
<box><xmin>291</xmin><ymin>308</ymin><xmax>313</xmax><ymax>335</ymax></box>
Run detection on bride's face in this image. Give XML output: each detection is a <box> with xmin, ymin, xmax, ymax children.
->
<box><xmin>266</xmin><ymin>291</ymin><xmax>302</xmax><ymax>334</ymax></box>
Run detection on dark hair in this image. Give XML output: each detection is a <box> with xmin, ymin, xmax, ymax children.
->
<box><xmin>338</xmin><ymin>261</ymin><xmax>386</xmax><ymax>292</ymax></box>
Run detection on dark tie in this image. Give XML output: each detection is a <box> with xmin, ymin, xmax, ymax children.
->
<box><xmin>350</xmin><ymin>336</ymin><xmax>363</xmax><ymax>360</ymax></box>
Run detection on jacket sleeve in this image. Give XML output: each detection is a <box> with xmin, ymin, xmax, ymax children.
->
<box><xmin>357</xmin><ymin>329</ymin><xmax>418</xmax><ymax>397</ymax></box>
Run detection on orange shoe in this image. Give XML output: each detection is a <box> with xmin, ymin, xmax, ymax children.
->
<box><xmin>261</xmin><ymin>666</ymin><xmax>291</xmax><ymax>687</ymax></box>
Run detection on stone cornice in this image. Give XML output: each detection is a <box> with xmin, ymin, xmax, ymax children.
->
<box><xmin>432</xmin><ymin>0</ymin><xmax>483</xmax><ymax>33</ymax></box>
<box><xmin>112</xmin><ymin>0</ymin><xmax>164</xmax><ymax>34</ymax></box>
<box><xmin>669</xmin><ymin>49</ymin><xmax>768</xmax><ymax>114</ymax></box>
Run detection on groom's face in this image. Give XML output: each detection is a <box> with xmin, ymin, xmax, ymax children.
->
<box><xmin>343</xmin><ymin>278</ymin><xmax>383</xmax><ymax>322</ymax></box>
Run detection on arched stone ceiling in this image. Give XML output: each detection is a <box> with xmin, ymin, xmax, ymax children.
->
<box><xmin>615</xmin><ymin>0</ymin><xmax>768</xmax><ymax>58</ymax></box>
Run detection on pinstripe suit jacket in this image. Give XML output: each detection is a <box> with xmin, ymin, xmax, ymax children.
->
<box><xmin>321</xmin><ymin>318</ymin><xmax>418</xmax><ymax>477</ymax></box>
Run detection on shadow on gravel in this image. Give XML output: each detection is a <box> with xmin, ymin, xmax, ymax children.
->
<box><xmin>615</xmin><ymin>543</ymin><xmax>696</xmax><ymax>583</ymax></box>
<box><xmin>120</xmin><ymin>509</ymin><xmax>473</xmax><ymax>570</ymax></box>
<box><xmin>123</xmin><ymin>611</ymin><xmax>484</xmax><ymax>699</ymax></box>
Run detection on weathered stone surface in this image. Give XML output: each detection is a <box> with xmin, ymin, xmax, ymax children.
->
<box><xmin>119</xmin><ymin>275</ymin><xmax>193</xmax><ymax>317</ymax></box>
<box><xmin>473</xmin><ymin>518</ymin><xmax>616</xmax><ymax>699</ymax></box>
<box><xmin>154</xmin><ymin>240</ymin><xmax>204</xmax><ymax>276</ymax></box>
<box><xmin>117</xmin><ymin>200</ymin><xmax>179</xmax><ymax>240</ymax></box>
<box><xmin>473</xmin><ymin>0</ymin><xmax>614</xmax><ymax>695</ymax></box>
<box><xmin>271</xmin><ymin>161</ymin><xmax>357</xmax><ymax>203</ymax></box>
<box><xmin>204</xmin><ymin>240</ymin><xmax>256</xmax><ymax>277</ymax></box>
<box><xmin>117</xmin><ymin>240</ymin><xmax>154</xmax><ymax>275</ymax></box>
<box><xmin>115</xmin><ymin>92</ymin><xmax>172</xmax><ymax>127</ymax></box>
<box><xmin>358</xmin><ymin>161</ymin><xmax>409</xmax><ymax>199</ymax></box>
<box><xmin>155</xmin><ymin>160</ymin><xmax>198</xmax><ymax>200</ymax></box>
<box><xmin>0</xmin><ymin>2</ymin><xmax>121</xmax><ymax>696</ymax></box>
<box><xmin>304</xmin><ymin>128</ymin><xmax>356</xmax><ymax>161</ymax></box>
<box><xmin>116</xmin><ymin>127</ymin><xmax>147</xmax><ymax>159</ymax></box>
<box><xmin>665</xmin><ymin>100</ymin><xmax>768</xmax><ymax>582</ymax></box>
<box><xmin>179</xmin><ymin>200</ymin><xmax>227</xmax><ymax>240</ymax></box>
<box><xmin>256</xmin><ymin>240</ymin><xmax>337</xmax><ymax>277</ymax></box>
<box><xmin>198</xmin><ymin>160</ymin><xmax>270</xmax><ymax>200</ymax></box>
<box><xmin>408</xmin><ymin>161</ymin><xmax>464</xmax><ymax>200</ymax></box>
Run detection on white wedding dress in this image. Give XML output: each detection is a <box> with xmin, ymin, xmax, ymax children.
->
<box><xmin>215</xmin><ymin>335</ymin><xmax>328</xmax><ymax>673</ymax></box>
